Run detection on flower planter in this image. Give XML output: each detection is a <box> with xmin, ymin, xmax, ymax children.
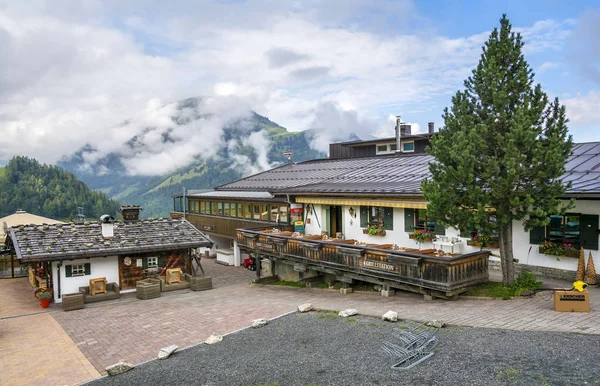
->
<box><xmin>39</xmin><ymin>298</ymin><xmax>51</xmax><ymax>308</ymax></box>
<box><xmin>467</xmin><ymin>240</ymin><xmax>499</xmax><ymax>249</ymax></box>
<box><xmin>409</xmin><ymin>234</ymin><xmax>434</xmax><ymax>242</ymax></box>
<box><xmin>362</xmin><ymin>229</ymin><xmax>386</xmax><ymax>236</ymax></box>
<box><xmin>538</xmin><ymin>246</ymin><xmax>578</xmax><ymax>258</ymax></box>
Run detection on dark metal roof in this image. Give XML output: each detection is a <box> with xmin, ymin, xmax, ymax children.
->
<box><xmin>8</xmin><ymin>218</ymin><xmax>213</xmax><ymax>262</ymax></box>
<box><xmin>335</xmin><ymin>133</ymin><xmax>435</xmax><ymax>147</ymax></box>
<box><xmin>216</xmin><ymin>142</ymin><xmax>600</xmax><ymax>197</ymax></box>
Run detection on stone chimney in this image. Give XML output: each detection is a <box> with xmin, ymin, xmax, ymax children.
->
<box><xmin>100</xmin><ymin>215</ymin><xmax>115</xmax><ymax>239</ymax></box>
<box><xmin>395</xmin><ymin>116</ymin><xmax>402</xmax><ymax>153</ymax></box>
<box><xmin>120</xmin><ymin>205</ymin><xmax>142</xmax><ymax>222</ymax></box>
<box><xmin>428</xmin><ymin>122</ymin><xmax>434</xmax><ymax>134</ymax></box>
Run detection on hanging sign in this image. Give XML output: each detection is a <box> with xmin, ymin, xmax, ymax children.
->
<box><xmin>294</xmin><ymin>220</ymin><xmax>305</xmax><ymax>234</ymax></box>
<box><xmin>290</xmin><ymin>203</ymin><xmax>303</xmax><ymax>215</ymax></box>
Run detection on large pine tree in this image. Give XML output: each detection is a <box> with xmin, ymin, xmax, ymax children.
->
<box><xmin>421</xmin><ymin>15</ymin><xmax>573</xmax><ymax>285</ymax></box>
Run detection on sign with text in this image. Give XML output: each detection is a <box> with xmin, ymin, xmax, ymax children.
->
<box><xmin>255</xmin><ymin>241</ymin><xmax>275</xmax><ymax>252</ymax></box>
<box><xmin>359</xmin><ymin>259</ymin><xmax>398</xmax><ymax>272</ymax></box>
<box><xmin>290</xmin><ymin>203</ymin><xmax>303</xmax><ymax>215</ymax></box>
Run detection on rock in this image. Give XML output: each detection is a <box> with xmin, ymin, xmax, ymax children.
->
<box><xmin>252</xmin><ymin>318</ymin><xmax>268</xmax><ymax>328</ymax></box>
<box><xmin>297</xmin><ymin>303</ymin><xmax>313</xmax><ymax>313</ymax></box>
<box><xmin>382</xmin><ymin>310</ymin><xmax>398</xmax><ymax>322</ymax></box>
<box><xmin>158</xmin><ymin>345</ymin><xmax>179</xmax><ymax>360</ymax></box>
<box><xmin>105</xmin><ymin>362</ymin><xmax>134</xmax><ymax>376</ymax></box>
<box><xmin>426</xmin><ymin>320</ymin><xmax>445</xmax><ymax>328</ymax></box>
<box><xmin>339</xmin><ymin>309</ymin><xmax>358</xmax><ymax>317</ymax></box>
<box><xmin>205</xmin><ymin>334</ymin><xmax>223</xmax><ymax>344</ymax></box>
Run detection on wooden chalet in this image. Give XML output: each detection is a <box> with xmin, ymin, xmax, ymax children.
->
<box><xmin>4</xmin><ymin>207</ymin><xmax>213</xmax><ymax>303</ymax></box>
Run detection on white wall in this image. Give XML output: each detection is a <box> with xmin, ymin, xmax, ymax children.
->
<box><xmin>304</xmin><ymin>204</ymin><xmax>323</xmax><ymax>235</ymax></box>
<box><xmin>510</xmin><ymin>199</ymin><xmax>599</xmax><ymax>274</ymax></box>
<box><xmin>51</xmin><ymin>256</ymin><xmax>119</xmax><ymax>303</ymax></box>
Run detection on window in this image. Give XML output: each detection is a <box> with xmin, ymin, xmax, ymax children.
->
<box><xmin>245</xmin><ymin>204</ymin><xmax>253</xmax><ymax>219</ymax></box>
<box><xmin>217</xmin><ymin>202</ymin><xmax>224</xmax><ymax>215</ymax></box>
<box><xmin>261</xmin><ymin>204</ymin><xmax>269</xmax><ymax>221</ymax></box>
<box><xmin>231</xmin><ymin>203</ymin><xmax>237</xmax><ymax>217</ymax></box>
<box><xmin>390</xmin><ymin>144</ymin><xmax>397</xmax><ymax>151</ymax></box>
<box><xmin>402</xmin><ymin>142</ymin><xmax>414</xmax><ymax>152</ymax></box>
<box><xmin>211</xmin><ymin>201</ymin><xmax>218</xmax><ymax>215</ymax></box>
<box><xmin>377</xmin><ymin>145</ymin><xmax>388</xmax><ymax>152</ymax></box>
<box><xmin>224</xmin><ymin>203</ymin><xmax>230</xmax><ymax>217</ymax></box>
<box><xmin>237</xmin><ymin>203</ymin><xmax>244</xmax><ymax>218</ymax></box>
<box><xmin>415</xmin><ymin>209</ymin><xmax>435</xmax><ymax>232</ymax></box>
<box><xmin>270</xmin><ymin>205</ymin><xmax>278</xmax><ymax>222</ymax></box>
<box><xmin>547</xmin><ymin>214</ymin><xmax>580</xmax><ymax>245</ymax></box>
<box><xmin>200</xmin><ymin>201</ymin><xmax>206</xmax><ymax>214</ymax></box>
<box><xmin>360</xmin><ymin>206</ymin><xmax>394</xmax><ymax>230</ymax></box>
<box><xmin>147</xmin><ymin>257</ymin><xmax>158</xmax><ymax>268</ymax></box>
<box><xmin>72</xmin><ymin>264</ymin><xmax>85</xmax><ymax>276</ymax></box>
<box><xmin>253</xmin><ymin>204</ymin><xmax>261</xmax><ymax>220</ymax></box>
<box><xmin>279</xmin><ymin>206</ymin><xmax>289</xmax><ymax>223</ymax></box>
<box><xmin>404</xmin><ymin>208</ymin><xmax>444</xmax><ymax>235</ymax></box>
<box><xmin>65</xmin><ymin>263</ymin><xmax>90</xmax><ymax>277</ymax></box>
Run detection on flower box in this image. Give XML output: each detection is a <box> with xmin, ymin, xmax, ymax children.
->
<box><xmin>408</xmin><ymin>234</ymin><xmax>434</xmax><ymax>242</ymax></box>
<box><xmin>538</xmin><ymin>246</ymin><xmax>578</xmax><ymax>258</ymax></box>
<box><xmin>362</xmin><ymin>229</ymin><xmax>386</xmax><ymax>236</ymax></box>
<box><xmin>467</xmin><ymin>240</ymin><xmax>499</xmax><ymax>249</ymax></box>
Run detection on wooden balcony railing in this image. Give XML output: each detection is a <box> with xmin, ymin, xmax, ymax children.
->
<box><xmin>236</xmin><ymin>229</ymin><xmax>490</xmax><ymax>298</ymax></box>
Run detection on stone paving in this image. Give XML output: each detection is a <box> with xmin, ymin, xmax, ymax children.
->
<box><xmin>2</xmin><ymin>259</ymin><xmax>600</xmax><ymax>385</ymax></box>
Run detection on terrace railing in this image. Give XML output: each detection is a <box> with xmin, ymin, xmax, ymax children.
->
<box><xmin>236</xmin><ymin>229</ymin><xmax>489</xmax><ymax>298</ymax></box>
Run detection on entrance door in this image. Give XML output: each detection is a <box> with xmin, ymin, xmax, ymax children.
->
<box><xmin>329</xmin><ymin>205</ymin><xmax>343</xmax><ymax>237</ymax></box>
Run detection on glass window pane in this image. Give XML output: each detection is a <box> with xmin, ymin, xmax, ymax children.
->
<box><xmin>217</xmin><ymin>202</ymin><xmax>223</xmax><ymax>215</ymax></box>
<box><xmin>253</xmin><ymin>204</ymin><xmax>261</xmax><ymax>220</ymax></box>
<box><xmin>200</xmin><ymin>201</ymin><xmax>206</xmax><ymax>214</ymax></box>
<box><xmin>245</xmin><ymin>204</ymin><xmax>252</xmax><ymax>219</ymax></box>
<box><xmin>270</xmin><ymin>206</ymin><xmax>278</xmax><ymax>222</ymax></box>
<box><xmin>230</xmin><ymin>203</ymin><xmax>237</xmax><ymax>217</ymax></box>
<box><xmin>261</xmin><ymin>204</ymin><xmax>269</xmax><ymax>221</ymax></box>
<box><xmin>236</xmin><ymin>203</ymin><xmax>243</xmax><ymax>218</ymax></box>
<box><xmin>224</xmin><ymin>203</ymin><xmax>230</xmax><ymax>216</ymax></box>
<box><xmin>279</xmin><ymin>206</ymin><xmax>288</xmax><ymax>223</ymax></box>
<box><xmin>377</xmin><ymin>145</ymin><xmax>387</xmax><ymax>152</ymax></box>
<box><xmin>211</xmin><ymin>202</ymin><xmax>218</xmax><ymax>215</ymax></box>
<box><xmin>403</xmin><ymin>142</ymin><xmax>415</xmax><ymax>151</ymax></box>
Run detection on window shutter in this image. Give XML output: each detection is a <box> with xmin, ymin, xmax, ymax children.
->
<box><xmin>434</xmin><ymin>222</ymin><xmax>445</xmax><ymax>235</ymax></box>
<box><xmin>158</xmin><ymin>256</ymin><xmax>167</xmax><ymax>268</ymax></box>
<box><xmin>580</xmin><ymin>214</ymin><xmax>599</xmax><ymax>250</ymax></box>
<box><xmin>84</xmin><ymin>263</ymin><xmax>91</xmax><ymax>275</ymax></box>
<box><xmin>529</xmin><ymin>226</ymin><xmax>546</xmax><ymax>245</ymax></box>
<box><xmin>65</xmin><ymin>265</ymin><xmax>72</xmax><ymax>277</ymax></box>
<box><xmin>143</xmin><ymin>258</ymin><xmax>148</xmax><ymax>269</ymax></box>
<box><xmin>383</xmin><ymin>207</ymin><xmax>394</xmax><ymax>230</ymax></box>
<box><xmin>404</xmin><ymin>209</ymin><xmax>415</xmax><ymax>232</ymax></box>
<box><xmin>360</xmin><ymin>206</ymin><xmax>368</xmax><ymax>228</ymax></box>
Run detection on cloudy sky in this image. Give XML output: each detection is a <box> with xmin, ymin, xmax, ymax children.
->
<box><xmin>1</xmin><ymin>0</ymin><xmax>599</xmax><ymax>173</ymax></box>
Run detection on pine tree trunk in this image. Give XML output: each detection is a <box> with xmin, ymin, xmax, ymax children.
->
<box><xmin>499</xmin><ymin>222</ymin><xmax>516</xmax><ymax>286</ymax></box>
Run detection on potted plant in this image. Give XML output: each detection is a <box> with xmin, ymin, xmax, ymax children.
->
<box><xmin>36</xmin><ymin>291</ymin><xmax>52</xmax><ymax>308</ymax></box>
<box><xmin>539</xmin><ymin>242</ymin><xmax>578</xmax><ymax>260</ymax></box>
<box><xmin>363</xmin><ymin>225</ymin><xmax>386</xmax><ymax>236</ymax></box>
<box><xmin>410</xmin><ymin>229</ymin><xmax>435</xmax><ymax>244</ymax></box>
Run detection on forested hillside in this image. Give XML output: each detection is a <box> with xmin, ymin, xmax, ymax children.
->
<box><xmin>0</xmin><ymin>156</ymin><xmax>121</xmax><ymax>220</ymax></box>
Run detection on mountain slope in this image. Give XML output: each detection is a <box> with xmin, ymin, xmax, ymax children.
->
<box><xmin>60</xmin><ymin>98</ymin><xmax>327</xmax><ymax>218</ymax></box>
<box><xmin>0</xmin><ymin>156</ymin><xmax>121</xmax><ymax>220</ymax></box>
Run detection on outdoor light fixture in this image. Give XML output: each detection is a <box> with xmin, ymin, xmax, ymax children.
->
<box><xmin>348</xmin><ymin>207</ymin><xmax>357</xmax><ymax>218</ymax></box>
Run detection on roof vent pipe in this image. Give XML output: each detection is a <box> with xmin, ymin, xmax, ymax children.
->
<box><xmin>395</xmin><ymin>116</ymin><xmax>402</xmax><ymax>153</ymax></box>
<box><xmin>428</xmin><ymin>122</ymin><xmax>434</xmax><ymax>134</ymax></box>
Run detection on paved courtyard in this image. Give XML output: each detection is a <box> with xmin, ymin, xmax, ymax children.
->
<box><xmin>2</xmin><ymin>259</ymin><xmax>600</xmax><ymax>385</ymax></box>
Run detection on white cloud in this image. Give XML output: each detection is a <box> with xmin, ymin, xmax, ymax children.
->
<box><xmin>0</xmin><ymin>2</ymin><xmax>588</xmax><ymax>176</ymax></box>
<box><xmin>564</xmin><ymin>91</ymin><xmax>600</xmax><ymax>127</ymax></box>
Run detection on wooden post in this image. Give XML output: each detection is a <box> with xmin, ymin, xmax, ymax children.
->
<box><xmin>11</xmin><ymin>254</ymin><xmax>15</xmax><ymax>278</ymax></box>
<box><xmin>255</xmin><ymin>254</ymin><xmax>261</xmax><ymax>279</ymax></box>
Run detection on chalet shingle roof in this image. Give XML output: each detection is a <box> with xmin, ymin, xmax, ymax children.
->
<box><xmin>8</xmin><ymin>218</ymin><xmax>213</xmax><ymax>262</ymax></box>
<box><xmin>216</xmin><ymin>142</ymin><xmax>600</xmax><ymax>196</ymax></box>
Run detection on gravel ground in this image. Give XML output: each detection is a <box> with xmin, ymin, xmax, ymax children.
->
<box><xmin>89</xmin><ymin>312</ymin><xmax>600</xmax><ymax>386</ymax></box>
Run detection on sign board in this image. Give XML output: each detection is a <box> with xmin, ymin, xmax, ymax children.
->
<box><xmin>255</xmin><ymin>241</ymin><xmax>275</xmax><ymax>252</ymax></box>
<box><xmin>359</xmin><ymin>259</ymin><xmax>398</xmax><ymax>272</ymax></box>
<box><xmin>294</xmin><ymin>220</ymin><xmax>305</xmax><ymax>234</ymax></box>
<box><xmin>290</xmin><ymin>203</ymin><xmax>303</xmax><ymax>215</ymax></box>
<box><xmin>200</xmin><ymin>224</ymin><xmax>214</xmax><ymax>232</ymax></box>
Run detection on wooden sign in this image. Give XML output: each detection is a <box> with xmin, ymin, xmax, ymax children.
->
<box><xmin>255</xmin><ymin>241</ymin><xmax>275</xmax><ymax>252</ymax></box>
<box><xmin>359</xmin><ymin>259</ymin><xmax>398</xmax><ymax>272</ymax></box>
<box><xmin>201</xmin><ymin>225</ymin><xmax>214</xmax><ymax>232</ymax></box>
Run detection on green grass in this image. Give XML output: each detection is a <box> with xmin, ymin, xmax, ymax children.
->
<box><xmin>317</xmin><ymin>312</ymin><xmax>338</xmax><ymax>320</ymax></box>
<box><xmin>465</xmin><ymin>272</ymin><xmax>543</xmax><ymax>300</ymax></box>
<box><xmin>314</xmin><ymin>282</ymin><xmax>329</xmax><ymax>289</ymax></box>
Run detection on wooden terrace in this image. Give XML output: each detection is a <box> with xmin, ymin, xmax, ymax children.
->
<box><xmin>236</xmin><ymin>229</ymin><xmax>490</xmax><ymax>299</ymax></box>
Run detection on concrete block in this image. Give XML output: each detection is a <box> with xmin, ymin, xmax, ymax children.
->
<box><xmin>423</xmin><ymin>294</ymin><xmax>434</xmax><ymax>301</ymax></box>
<box><xmin>381</xmin><ymin>289</ymin><xmax>395</xmax><ymax>297</ymax></box>
<box><xmin>340</xmin><ymin>288</ymin><xmax>353</xmax><ymax>295</ymax></box>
